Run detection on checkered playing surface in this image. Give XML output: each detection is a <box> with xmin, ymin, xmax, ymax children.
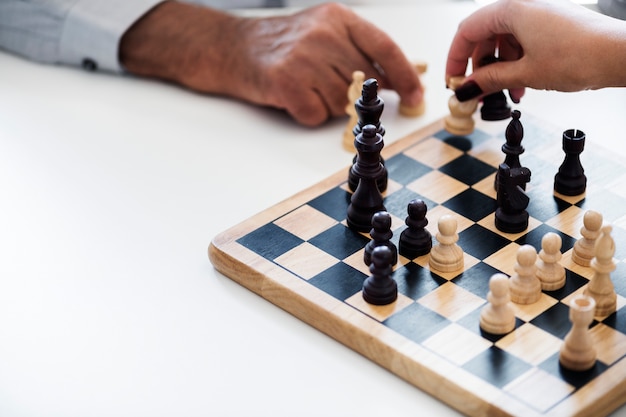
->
<box><xmin>213</xmin><ymin>114</ymin><xmax>626</xmax><ymax>417</ymax></box>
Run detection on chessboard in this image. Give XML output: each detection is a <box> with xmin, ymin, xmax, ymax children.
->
<box><xmin>208</xmin><ymin>112</ymin><xmax>626</xmax><ymax>417</ymax></box>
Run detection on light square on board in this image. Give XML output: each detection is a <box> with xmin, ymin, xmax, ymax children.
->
<box><xmin>417</xmin><ymin>282</ymin><xmax>485</xmax><ymax>321</ymax></box>
<box><xmin>274</xmin><ymin>205</ymin><xmax>338</xmax><ymax>241</ymax></box>
<box><xmin>553</xmin><ymin>189</ymin><xmax>588</xmax><ymax>206</ymax></box>
<box><xmin>274</xmin><ymin>242</ymin><xmax>339</xmax><ymax>280</ymax></box>
<box><xmin>405</xmin><ymin>170</ymin><xmax>469</xmax><ymax>204</ymax></box>
<box><xmin>472</xmin><ymin>173</ymin><xmax>498</xmax><ymax>200</ymax></box>
<box><xmin>345</xmin><ymin>292</ymin><xmax>414</xmax><ymax>322</ymax></box>
<box><xmin>544</xmin><ymin>205</ymin><xmax>586</xmax><ymax>239</ymax></box>
<box><xmin>503</xmin><ymin>368</ymin><xmax>575</xmax><ymax>413</ymax></box>
<box><xmin>382</xmin><ymin>178</ymin><xmax>404</xmax><ymax>199</ymax></box>
<box><xmin>607</xmin><ymin>172</ymin><xmax>626</xmax><ymax>200</ymax></box>
<box><xmin>421</xmin><ymin>322</ymin><xmax>492</xmax><ymax>366</ymax></box>
<box><xmin>467</xmin><ymin>136</ymin><xmax>505</xmax><ymax>168</ymax></box>
<box><xmin>403</xmin><ymin>137</ymin><xmax>464</xmax><ymax>169</ymax></box>
<box><xmin>496</xmin><ymin>323</ymin><xmax>562</xmax><ymax>366</ymax></box>
<box><xmin>473</xmin><ymin>117</ymin><xmax>510</xmax><ymax>136</ymax></box>
<box><xmin>477</xmin><ymin>213</ymin><xmax>543</xmax><ymax>242</ymax></box>
<box><xmin>412</xmin><ymin>251</ymin><xmax>481</xmax><ymax>281</ymax></box>
<box><xmin>423</xmin><ymin>204</ymin><xmax>475</xmax><ymax>238</ymax></box>
<box><xmin>510</xmin><ymin>293</ymin><xmax>558</xmax><ymax>323</ymax></box>
<box><xmin>561</xmin><ymin>289</ymin><xmax>626</xmax><ymax>321</ymax></box>
<box><xmin>342</xmin><ymin>248</ymin><xmax>370</xmax><ymax>275</ymax></box>
<box><xmin>561</xmin><ymin>249</ymin><xmax>595</xmax><ymax>280</ymax></box>
<box><xmin>482</xmin><ymin>242</ymin><xmax>521</xmax><ymax>277</ymax></box>
<box><xmin>590</xmin><ymin>323</ymin><xmax>626</xmax><ymax>365</ymax></box>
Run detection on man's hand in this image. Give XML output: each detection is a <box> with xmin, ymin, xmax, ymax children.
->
<box><xmin>121</xmin><ymin>1</ymin><xmax>423</xmax><ymax>126</ymax></box>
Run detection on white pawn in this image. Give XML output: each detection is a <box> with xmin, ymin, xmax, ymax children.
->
<box><xmin>429</xmin><ymin>214</ymin><xmax>463</xmax><ymax>273</ymax></box>
<box><xmin>444</xmin><ymin>76</ymin><xmax>478</xmax><ymax>136</ymax></box>
<box><xmin>536</xmin><ymin>232</ymin><xmax>566</xmax><ymax>291</ymax></box>
<box><xmin>509</xmin><ymin>245</ymin><xmax>541</xmax><ymax>304</ymax></box>
<box><xmin>584</xmin><ymin>225</ymin><xmax>617</xmax><ymax>316</ymax></box>
<box><xmin>559</xmin><ymin>294</ymin><xmax>597</xmax><ymax>371</ymax></box>
<box><xmin>572</xmin><ymin>210</ymin><xmax>603</xmax><ymax>267</ymax></box>
<box><xmin>480</xmin><ymin>274</ymin><xmax>516</xmax><ymax>335</ymax></box>
<box><xmin>399</xmin><ymin>61</ymin><xmax>428</xmax><ymax>117</ymax></box>
<box><xmin>343</xmin><ymin>70</ymin><xmax>365</xmax><ymax>152</ymax></box>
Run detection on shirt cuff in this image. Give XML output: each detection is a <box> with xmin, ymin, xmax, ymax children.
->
<box><xmin>58</xmin><ymin>0</ymin><xmax>166</xmax><ymax>73</ymax></box>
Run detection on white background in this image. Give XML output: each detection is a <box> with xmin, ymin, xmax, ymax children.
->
<box><xmin>0</xmin><ymin>2</ymin><xmax>624</xmax><ymax>417</ymax></box>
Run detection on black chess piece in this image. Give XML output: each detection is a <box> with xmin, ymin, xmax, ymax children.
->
<box><xmin>349</xmin><ymin>78</ymin><xmax>387</xmax><ymax>192</ymax></box>
<box><xmin>399</xmin><ymin>199</ymin><xmax>432</xmax><ymax>259</ymax></box>
<box><xmin>362</xmin><ymin>246</ymin><xmax>398</xmax><ymax>305</ymax></box>
<box><xmin>479</xmin><ymin>55</ymin><xmax>511</xmax><ymax>121</ymax></box>
<box><xmin>495</xmin><ymin>110</ymin><xmax>525</xmax><ymax>190</ymax></box>
<box><xmin>554</xmin><ymin>129</ymin><xmax>587</xmax><ymax>196</ymax></box>
<box><xmin>364</xmin><ymin>211</ymin><xmax>398</xmax><ymax>267</ymax></box>
<box><xmin>495</xmin><ymin>163</ymin><xmax>532</xmax><ymax>233</ymax></box>
<box><xmin>353</xmin><ymin>78</ymin><xmax>385</xmax><ymax>137</ymax></box>
<box><xmin>347</xmin><ymin>125</ymin><xmax>386</xmax><ymax>232</ymax></box>
<box><xmin>481</xmin><ymin>92</ymin><xmax>512</xmax><ymax>121</ymax></box>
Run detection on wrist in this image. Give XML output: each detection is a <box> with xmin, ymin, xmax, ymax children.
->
<box><xmin>586</xmin><ymin>16</ymin><xmax>626</xmax><ymax>89</ymax></box>
<box><xmin>119</xmin><ymin>1</ymin><xmax>241</xmax><ymax>93</ymax></box>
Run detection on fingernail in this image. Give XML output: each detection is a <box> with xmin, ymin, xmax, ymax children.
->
<box><xmin>455</xmin><ymin>80</ymin><xmax>483</xmax><ymax>102</ymax></box>
<box><xmin>509</xmin><ymin>90</ymin><xmax>520</xmax><ymax>104</ymax></box>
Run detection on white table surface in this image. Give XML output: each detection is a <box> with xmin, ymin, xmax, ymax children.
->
<box><xmin>0</xmin><ymin>2</ymin><xmax>625</xmax><ymax>417</ymax></box>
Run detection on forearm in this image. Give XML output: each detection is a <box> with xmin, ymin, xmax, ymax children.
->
<box><xmin>119</xmin><ymin>1</ymin><xmax>243</xmax><ymax>96</ymax></box>
<box><xmin>0</xmin><ymin>0</ymin><xmax>165</xmax><ymax>72</ymax></box>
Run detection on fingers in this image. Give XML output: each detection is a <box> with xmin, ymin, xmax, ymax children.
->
<box><xmin>457</xmin><ymin>59</ymin><xmax>527</xmax><ymax>101</ymax></box>
<box><xmin>446</xmin><ymin>0</ymin><xmax>515</xmax><ymax>75</ymax></box>
<box><xmin>272</xmin><ymin>58</ymin><xmax>351</xmax><ymax>126</ymax></box>
<box><xmin>446</xmin><ymin>1</ymin><xmax>521</xmax><ymax>95</ymax></box>
<box><xmin>345</xmin><ymin>8</ymin><xmax>424</xmax><ymax>108</ymax></box>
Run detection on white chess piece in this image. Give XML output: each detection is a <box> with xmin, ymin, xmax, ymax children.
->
<box><xmin>559</xmin><ymin>294</ymin><xmax>597</xmax><ymax>371</ymax></box>
<box><xmin>444</xmin><ymin>76</ymin><xmax>478</xmax><ymax>136</ymax></box>
<box><xmin>536</xmin><ymin>232</ymin><xmax>565</xmax><ymax>290</ymax></box>
<box><xmin>509</xmin><ymin>245</ymin><xmax>541</xmax><ymax>304</ymax></box>
<box><xmin>399</xmin><ymin>61</ymin><xmax>427</xmax><ymax>117</ymax></box>
<box><xmin>343</xmin><ymin>70</ymin><xmax>365</xmax><ymax>152</ymax></box>
<box><xmin>584</xmin><ymin>225</ymin><xmax>617</xmax><ymax>317</ymax></box>
<box><xmin>480</xmin><ymin>273</ymin><xmax>516</xmax><ymax>334</ymax></box>
<box><xmin>572</xmin><ymin>210</ymin><xmax>603</xmax><ymax>267</ymax></box>
<box><xmin>429</xmin><ymin>215</ymin><xmax>463</xmax><ymax>273</ymax></box>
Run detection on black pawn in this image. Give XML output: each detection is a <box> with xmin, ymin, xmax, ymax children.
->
<box><xmin>399</xmin><ymin>199</ymin><xmax>432</xmax><ymax>259</ymax></box>
<box><xmin>495</xmin><ymin>163</ymin><xmax>532</xmax><ymax>233</ymax></box>
<box><xmin>554</xmin><ymin>129</ymin><xmax>587</xmax><ymax>196</ymax></box>
<box><xmin>362</xmin><ymin>246</ymin><xmax>398</xmax><ymax>306</ymax></box>
<box><xmin>495</xmin><ymin>110</ymin><xmax>525</xmax><ymax>190</ymax></box>
<box><xmin>364</xmin><ymin>211</ymin><xmax>398</xmax><ymax>267</ymax></box>
<box><xmin>349</xmin><ymin>78</ymin><xmax>387</xmax><ymax>192</ymax></box>
<box><xmin>347</xmin><ymin>125</ymin><xmax>386</xmax><ymax>232</ymax></box>
<box><xmin>479</xmin><ymin>55</ymin><xmax>511</xmax><ymax>121</ymax></box>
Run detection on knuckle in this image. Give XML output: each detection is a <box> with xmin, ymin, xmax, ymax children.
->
<box><xmin>293</xmin><ymin>106</ymin><xmax>328</xmax><ymax>127</ymax></box>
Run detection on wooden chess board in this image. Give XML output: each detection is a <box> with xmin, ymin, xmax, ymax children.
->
<box><xmin>209</xmin><ymin>114</ymin><xmax>626</xmax><ymax>417</ymax></box>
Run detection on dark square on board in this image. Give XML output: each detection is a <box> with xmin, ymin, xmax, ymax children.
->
<box><xmin>307</xmin><ymin>187</ymin><xmax>352</xmax><ymax>222</ymax></box>
<box><xmin>443</xmin><ymin>188</ymin><xmax>496</xmax><ymax>222</ymax></box>
<box><xmin>439</xmin><ymin>154</ymin><xmax>498</xmax><ymax>186</ymax></box>
<box><xmin>237</xmin><ymin>223</ymin><xmax>304</xmax><ymax>260</ymax></box>
<box><xmin>383</xmin><ymin>302</ymin><xmax>450</xmax><ymax>344</ymax></box>
<box><xmin>308</xmin><ymin>223</ymin><xmax>370</xmax><ymax>260</ymax></box>
<box><xmin>462</xmin><ymin>346</ymin><xmax>532</xmax><ymax>389</ymax></box>
<box><xmin>308</xmin><ymin>262</ymin><xmax>367</xmax><ymax>301</ymax></box>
